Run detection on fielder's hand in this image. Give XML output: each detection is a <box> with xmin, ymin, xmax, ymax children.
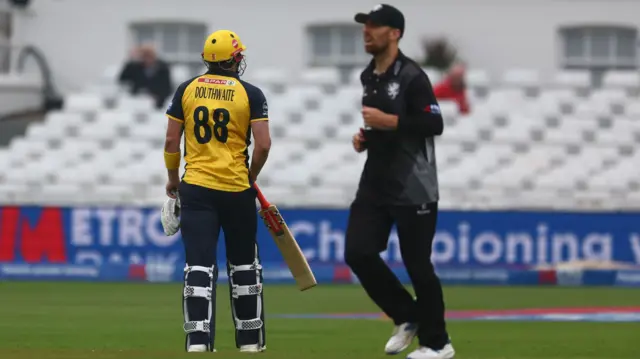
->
<box><xmin>362</xmin><ymin>106</ymin><xmax>396</xmax><ymax>129</ymax></box>
<box><xmin>352</xmin><ymin>129</ymin><xmax>366</xmax><ymax>153</ymax></box>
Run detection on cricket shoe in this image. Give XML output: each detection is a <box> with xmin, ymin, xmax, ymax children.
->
<box><xmin>385</xmin><ymin>322</ymin><xmax>418</xmax><ymax>354</ymax></box>
<box><xmin>406</xmin><ymin>341</ymin><xmax>455</xmax><ymax>359</ymax></box>
<box><xmin>240</xmin><ymin>344</ymin><xmax>266</xmax><ymax>353</ymax></box>
<box><xmin>187</xmin><ymin>344</ymin><xmax>207</xmax><ymax>352</ymax></box>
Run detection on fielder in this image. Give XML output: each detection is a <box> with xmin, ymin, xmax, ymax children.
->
<box><xmin>161</xmin><ymin>29</ymin><xmax>271</xmax><ymax>353</ymax></box>
<box><xmin>347</xmin><ymin>4</ymin><xmax>454</xmax><ymax>359</ymax></box>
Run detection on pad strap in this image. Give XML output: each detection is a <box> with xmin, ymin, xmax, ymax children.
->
<box><xmin>184</xmin><ymin>285</ymin><xmax>212</xmax><ymax>299</ymax></box>
<box><xmin>229</xmin><ymin>261</ymin><xmax>262</xmax><ymax>275</ymax></box>
<box><xmin>236</xmin><ymin>318</ymin><xmax>263</xmax><ymax>331</ymax></box>
<box><xmin>231</xmin><ymin>284</ymin><xmax>262</xmax><ymax>298</ymax></box>
<box><xmin>184</xmin><ymin>320</ymin><xmax>211</xmax><ymax>333</ymax></box>
<box><xmin>185</xmin><ymin>265</ymin><xmax>214</xmax><ymax>277</ymax></box>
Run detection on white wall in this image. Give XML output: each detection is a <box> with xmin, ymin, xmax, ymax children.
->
<box><xmin>9</xmin><ymin>0</ymin><xmax>640</xmax><ymax>93</ymax></box>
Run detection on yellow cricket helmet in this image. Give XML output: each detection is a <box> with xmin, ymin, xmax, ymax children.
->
<box><xmin>202</xmin><ymin>29</ymin><xmax>247</xmax><ymax>63</ymax></box>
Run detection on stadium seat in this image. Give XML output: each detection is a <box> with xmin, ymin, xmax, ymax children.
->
<box><xmin>91</xmin><ymin>184</ymin><xmax>138</xmax><ymax>204</ymax></box>
<box><xmin>246</xmin><ymin>67</ymin><xmax>289</xmax><ymax>87</ymax></box>
<box><xmin>542</xmin><ymin>116</ymin><xmax>598</xmax><ymax>145</ymax></box>
<box><xmin>57</xmin><ymin>140</ymin><xmax>102</xmax><ymax>161</ymax></box>
<box><xmin>116</xmin><ymin>95</ymin><xmax>155</xmax><ymax>112</ymax></box>
<box><xmin>602</xmin><ymin>70</ymin><xmax>640</xmax><ymax>90</ymax></box>
<box><xmin>443</xmin><ymin>111</ymin><xmax>493</xmax><ymax>142</ymax></box>
<box><xmin>8</xmin><ymin>137</ymin><xmax>49</xmax><ymax>161</ymax></box>
<box><xmin>572</xmin><ymin>102</ymin><xmax>610</xmax><ymax>121</ymax></box>
<box><xmin>314</xmin><ymin>187</ymin><xmax>354</xmax><ymax>207</ymax></box>
<box><xmin>589</xmin><ymin>88</ymin><xmax>628</xmax><ymax>106</ymax></box>
<box><xmin>523</xmin><ymin>95</ymin><xmax>562</xmax><ymax>119</ymax></box>
<box><xmin>77</xmin><ymin>119</ymin><xmax>121</xmax><ymax>141</ymax></box>
<box><xmin>349</xmin><ymin>67</ymin><xmax>367</xmax><ymax>85</ymax></box>
<box><xmin>422</xmin><ymin>67</ymin><xmax>442</xmax><ymax>84</ymax></box>
<box><xmin>101</xmin><ymin>64</ymin><xmax>121</xmax><ymax>82</ymax></box>
<box><xmin>465</xmin><ymin>69</ymin><xmax>490</xmax><ymax>89</ymax></box>
<box><xmin>502</xmin><ymin>68</ymin><xmax>540</xmax><ymax>89</ymax></box>
<box><xmin>95</xmin><ymin>110</ymin><xmax>137</xmax><ymax>128</ymax></box>
<box><xmin>171</xmin><ymin>64</ymin><xmax>192</xmax><ymax>85</ymax></box>
<box><xmin>491</xmin><ymin>114</ymin><xmax>543</xmax><ymax>143</ymax></box>
<box><xmin>322</xmin><ymin>86</ymin><xmax>362</xmax><ymax>114</ymax></box>
<box><xmin>3</xmin><ymin>65</ymin><xmax>640</xmax><ymax>209</ymax></box>
<box><xmin>534</xmin><ymin>147</ymin><xmax>616</xmax><ymax>190</ymax></box>
<box><xmin>266</xmin><ymin>162</ymin><xmax>316</xmax><ymax>188</ymax></box>
<box><xmin>52</xmin><ymin>164</ymin><xmax>102</xmax><ymax>186</ymax></box>
<box><xmin>594</xmin><ymin>117</ymin><xmax>640</xmax><ymax>145</ymax></box>
<box><xmin>438</xmin><ymin>100</ymin><xmax>460</xmax><ymax>120</ymax></box>
<box><xmin>24</xmin><ymin>122</ymin><xmax>67</xmax><ymax>142</ymax></box>
<box><xmin>44</xmin><ymin>111</ymin><xmax>86</xmax><ymax>127</ymax></box>
<box><xmin>551</xmin><ymin>70</ymin><xmax>591</xmax><ymax>90</ymax></box>
<box><xmin>439</xmin><ymin>160</ymin><xmax>486</xmax><ymax>189</ymax></box>
<box><xmin>319</xmin><ymin>162</ymin><xmax>362</xmax><ymax>187</ymax></box>
<box><xmin>38</xmin><ymin>183</ymin><xmax>86</xmax><ymax>205</ymax></box>
<box><xmin>128</xmin><ymin>120</ymin><xmax>167</xmax><ymax>142</ymax></box>
<box><xmin>0</xmin><ymin>183</ymin><xmax>30</xmax><ymax>203</ymax></box>
<box><xmin>64</xmin><ymin>93</ymin><xmax>104</xmax><ymax>112</ymax></box>
<box><xmin>268</xmin><ymin>93</ymin><xmax>307</xmax><ymax>115</ymax></box>
<box><xmin>538</xmin><ymin>88</ymin><xmax>579</xmax><ymax>108</ymax></box>
<box><xmin>299</xmin><ymin>67</ymin><xmax>341</xmax><ymax>86</ymax></box>
<box><xmin>625</xmin><ymin>102</ymin><xmax>640</xmax><ymax>119</ymax></box>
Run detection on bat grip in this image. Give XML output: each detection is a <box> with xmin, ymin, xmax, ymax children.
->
<box><xmin>253</xmin><ymin>183</ymin><xmax>270</xmax><ymax>209</ymax></box>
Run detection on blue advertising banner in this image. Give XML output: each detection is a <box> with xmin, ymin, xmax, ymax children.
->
<box><xmin>1</xmin><ymin>206</ymin><xmax>640</xmax><ymax>272</ymax></box>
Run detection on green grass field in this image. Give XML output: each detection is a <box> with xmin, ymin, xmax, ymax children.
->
<box><xmin>1</xmin><ymin>282</ymin><xmax>639</xmax><ymax>358</ymax></box>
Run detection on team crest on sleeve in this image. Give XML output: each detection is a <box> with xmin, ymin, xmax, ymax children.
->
<box><xmin>425</xmin><ymin>104</ymin><xmax>441</xmax><ymax>114</ymax></box>
<box><xmin>387</xmin><ymin>81</ymin><xmax>400</xmax><ymax>99</ymax></box>
<box><xmin>262</xmin><ymin>101</ymin><xmax>268</xmax><ymax>116</ymax></box>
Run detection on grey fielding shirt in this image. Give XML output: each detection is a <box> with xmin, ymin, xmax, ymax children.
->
<box><xmin>356</xmin><ymin>50</ymin><xmax>444</xmax><ymax>206</ymax></box>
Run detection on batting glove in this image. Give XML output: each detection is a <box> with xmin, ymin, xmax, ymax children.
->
<box><xmin>160</xmin><ymin>195</ymin><xmax>181</xmax><ymax>236</ymax></box>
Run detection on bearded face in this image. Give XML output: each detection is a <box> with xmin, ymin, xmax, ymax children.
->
<box><xmin>363</xmin><ymin>21</ymin><xmax>400</xmax><ymax>55</ymax></box>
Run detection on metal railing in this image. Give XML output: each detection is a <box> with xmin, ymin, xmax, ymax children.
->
<box><xmin>0</xmin><ymin>43</ymin><xmax>62</xmax><ymax>111</ymax></box>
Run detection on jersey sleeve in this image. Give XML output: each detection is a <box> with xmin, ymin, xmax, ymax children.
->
<box><xmin>397</xmin><ymin>73</ymin><xmax>444</xmax><ymax>137</ymax></box>
<box><xmin>243</xmin><ymin>81</ymin><xmax>269</xmax><ymax>122</ymax></box>
<box><xmin>165</xmin><ymin>81</ymin><xmax>189</xmax><ymax>123</ymax></box>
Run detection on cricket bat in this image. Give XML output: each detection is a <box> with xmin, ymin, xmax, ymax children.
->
<box><xmin>254</xmin><ymin>183</ymin><xmax>317</xmax><ymax>291</ymax></box>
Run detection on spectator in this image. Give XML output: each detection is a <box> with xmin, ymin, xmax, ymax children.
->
<box><xmin>118</xmin><ymin>47</ymin><xmax>142</xmax><ymax>85</ymax></box>
<box><xmin>118</xmin><ymin>44</ymin><xmax>173</xmax><ymax>109</ymax></box>
<box><xmin>433</xmin><ymin>63</ymin><xmax>470</xmax><ymax>114</ymax></box>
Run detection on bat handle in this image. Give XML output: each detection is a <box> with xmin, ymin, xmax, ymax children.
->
<box><xmin>253</xmin><ymin>183</ymin><xmax>270</xmax><ymax>209</ymax></box>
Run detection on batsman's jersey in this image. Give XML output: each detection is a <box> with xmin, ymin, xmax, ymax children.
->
<box><xmin>166</xmin><ymin>70</ymin><xmax>269</xmax><ymax>192</ymax></box>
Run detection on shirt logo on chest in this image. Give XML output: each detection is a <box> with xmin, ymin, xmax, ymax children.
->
<box><xmin>387</xmin><ymin>81</ymin><xmax>400</xmax><ymax>99</ymax></box>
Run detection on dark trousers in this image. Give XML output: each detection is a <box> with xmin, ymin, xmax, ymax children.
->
<box><xmin>179</xmin><ymin>181</ymin><xmax>265</xmax><ymax>348</ymax></box>
<box><xmin>344</xmin><ymin>201</ymin><xmax>448</xmax><ymax>349</ymax></box>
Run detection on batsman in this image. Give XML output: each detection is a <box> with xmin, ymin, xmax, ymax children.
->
<box><xmin>160</xmin><ymin>29</ymin><xmax>271</xmax><ymax>353</ymax></box>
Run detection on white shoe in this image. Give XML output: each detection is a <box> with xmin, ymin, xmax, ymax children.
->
<box><xmin>187</xmin><ymin>344</ymin><xmax>207</xmax><ymax>352</ymax></box>
<box><xmin>406</xmin><ymin>342</ymin><xmax>455</xmax><ymax>359</ymax></box>
<box><xmin>240</xmin><ymin>344</ymin><xmax>265</xmax><ymax>353</ymax></box>
<box><xmin>385</xmin><ymin>323</ymin><xmax>418</xmax><ymax>354</ymax></box>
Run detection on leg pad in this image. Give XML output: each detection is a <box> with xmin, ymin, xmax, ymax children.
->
<box><xmin>183</xmin><ymin>264</ymin><xmax>216</xmax><ymax>352</ymax></box>
<box><xmin>228</xmin><ymin>258</ymin><xmax>265</xmax><ymax>348</ymax></box>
